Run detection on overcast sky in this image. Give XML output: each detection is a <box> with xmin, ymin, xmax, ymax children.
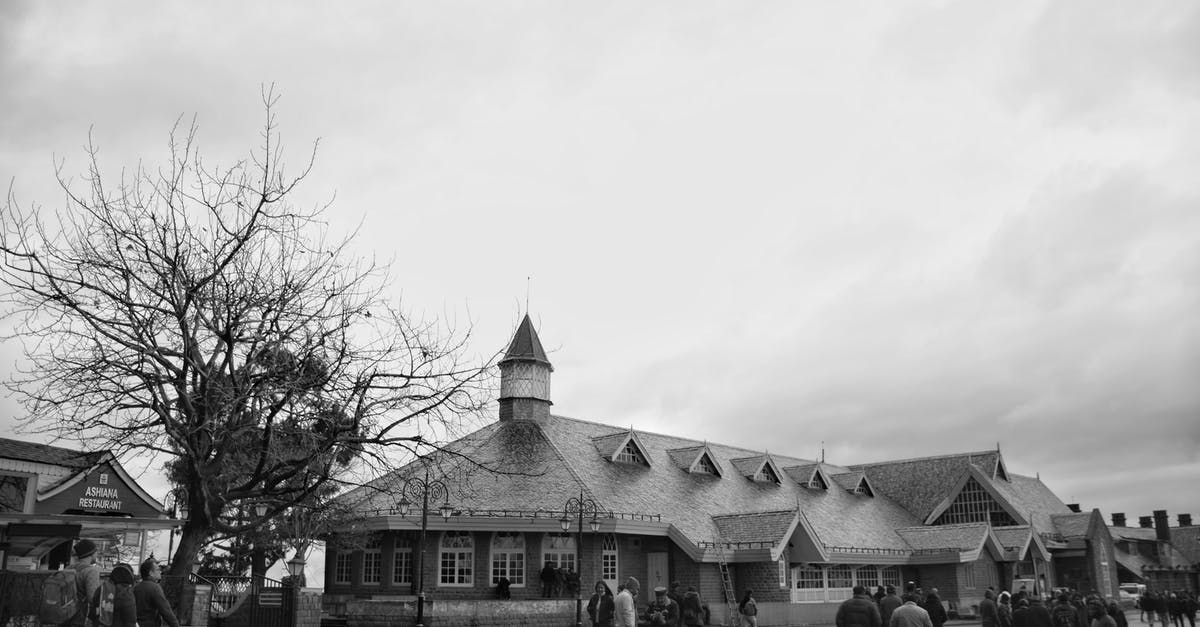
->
<box><xmin>2</xmin><ymin>1</ymin><xmax>1198</xmax><ymax>533</ymax></box>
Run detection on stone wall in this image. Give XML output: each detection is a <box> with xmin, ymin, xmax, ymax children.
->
<box><xmin>346</xmin><ymin>598</ymin><xmax>578</xmax><ymax>627</ymax></box>
<box><xmin>295</xmin><ymin>589</ymin><xmax>323</xmax><ymax>627</ymax></box>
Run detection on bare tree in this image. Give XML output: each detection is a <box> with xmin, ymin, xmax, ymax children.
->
<box><xmin>0</xmin><ymin>92</ymin><xmax>492</xmax><ymax>577</ymax></box>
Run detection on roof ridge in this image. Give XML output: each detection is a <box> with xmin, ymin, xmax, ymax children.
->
<box><xmin>852</xmin><ymin>449</ymin><xmax>1001</xmax><ymax>467</ymax></box>
<box><xmin>713</xmin><ymin>509</ymin><xmax>796</xmax><ymax>520</ymax></box>
<box><xmin>549</xmin><ymin>413</ymin><xmax>813</xmax><ymax>463</ymax></box>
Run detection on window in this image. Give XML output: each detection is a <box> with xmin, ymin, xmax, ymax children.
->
<box><xmin>615</xmin><ymin>440</ymin><xmax>646</xmax><ymax>464</ymax></box>
<box><xmin>807</xmin><ymin>472</ymin><xmax>828</xmax><ymax>490</ymax></box>
<box><xmin>393</xmin><ymin>547</ymin><xmax>413</xmax><ymax>585</ymax></box>
<box><xmin>602</xmin><ymin>534</ymin><xmax>619</xmax><ymax>584</ymax></box>
<box><xmin>778</xmin><ymin>558</ymin><xmax>788</xmax><ymax>588</ymax></box>
<box><xmin>881</xmin><ymin>567</ymin><xmax>901</xmax><ymax>588</ymax></box>
<box><xmin>857</xmin><ymin>565</ymin><xmax>879</xmax><ymax>589</ymax></box>
<box><xmin>543</xmin><ymin>533</ymin><xmax>577</xmax><ymax>572</ymax></box>
<box><xmin>439</xmin><ymin>531</ymin><xmax>474</xmax><ymax>586</ymax></box>
<box><xmin>0</xmin><ymin>474</ymin><xmax>29</xmax><ymax>513</ymax></box>
<box><xmin>695</xmin><ymin>454</ymin><xmax>718</xmax><ymax>475</ymax></box>
<box><xmin>334</xmin><ymin>552</ymin><xmax>352</xmax><ymax>584</ymax></box>
<box><xmin>792</xmin><ymin>565</ymin><xmax>825</xmax><ymax>603</ymax></box>
<box><xmin>362</xmin><ymin>549</ymin><xmax>381</xmax><ymax>585</ymax></box>
<box><xmin>492</xmin><ymin>532</ymin><xmax>526</xmax><ymax>586</ymax></box>
<box><xmin>827</xmin><ymin>565</ymin><xmax>853</xmax><ymax>600</ymax></box>
<box><xmin>935</xmin><ymin>477</ymin><xmax>1017</xmax><ymax>526</ymax></box>
<box><xmin>964</xmin><ymin>563</ymin><xmax>977</xmax><ymax>589</ymax></box>
<box><xmin>756</xmin><ymin>464</ymin><xmax>781</xmax><ymax>484</ymax></box>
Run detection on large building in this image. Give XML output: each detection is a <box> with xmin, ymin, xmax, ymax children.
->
<box><xmin>323</xmin><ymin>315</ymin><xmax>1120</xmax><ymax>625</ymax></box>
<box><xmin>1108</xmin><ymin>511</ymin><xmax>1199</xmax><ymax>593</ymax></box>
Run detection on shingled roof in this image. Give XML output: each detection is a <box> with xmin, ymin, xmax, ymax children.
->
<box><xmin>0</xmin><ymin>437</ymin><xmax>106</xmax><ymax>469</ymax></box>
<box><xmin>342</xmin><ymin>413</ymin><xmax>972</xmax><ymax>557</ymax></box>
<box><xmin>850</xmin><ymin>450</ymin><xmax>1014</xmax><ymax>522</ymax></box>
<box><xmin>500</xmin><ymin>314</ymin><xmax>551</xmax><ymax>365</ymax></box>
<box><xmin>896</xmin><ymin>523</ymin><xmax>991</xmax><ymax>552</ymax></box>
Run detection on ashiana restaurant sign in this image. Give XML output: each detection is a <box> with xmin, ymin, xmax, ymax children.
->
<box><xmin>36</xmin><ymin>461</ymin><xmax>160</xmax><ymax>518</ymax></box>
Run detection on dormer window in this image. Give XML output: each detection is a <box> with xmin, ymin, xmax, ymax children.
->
<box><xmin>615</xmin><ymin>441</ymin><xmax>647</xmax><ymax>465</ymax></box>
<box><xmin>755</xmin><ymin>464</ymin><xmax>781</xmax><ymax>484</ymax></box>
<box><xmin>696</xmin><ymin>455</ymin><xmax>718</xmax><ymax>475</ymax></box>
<box><xmin>807</xmin><ymin>472</ymin><xmax>828</xmax><ymax>490</ymax></box>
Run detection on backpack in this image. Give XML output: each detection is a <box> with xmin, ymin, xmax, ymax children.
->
<box><xmin>94</xmin><ymin>579</ymin><xmax>117</xmax><ymax>627</ymax></box>
<box><xmin>39</xmin><ymin>568</ymin><xmax>79</xmax><ymax>624</ymax></box>
<box><xmin>1053</xmin><ymin>604</ymin><xmax>1078</xmax><ymax>627</ymax></box>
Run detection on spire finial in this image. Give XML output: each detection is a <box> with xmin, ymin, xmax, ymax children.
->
<box><xmin>525</xmin><ymin>276</ymin><xmax>531</xmax><ymax>314</ymax></box>
<box><xmin>820</xmin><ymin>441</ymin><xmax>825</xmax><ymax>463</ymax></box>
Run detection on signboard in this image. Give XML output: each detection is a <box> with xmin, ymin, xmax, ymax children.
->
<box><xmin>36</xmin><ymin>462</ymin><xmax>162</xmax><ymax>518</ymax></box>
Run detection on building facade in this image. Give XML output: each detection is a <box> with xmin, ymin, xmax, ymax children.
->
<box><xmin>0</xmin><ymin>438</ymin><xmax>174</xmax><ymax>571</ymax></box>
<box><xmin>323</xmin><ymin>315</ymin><xmax>1119</xmax><ymax>625</ymax></box>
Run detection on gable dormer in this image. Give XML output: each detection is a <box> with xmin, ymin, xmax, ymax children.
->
<box><xmin>593</xmin><ymin>428</ymin><xmax>651</xmax><ymax>466</ymax></box>
<box><xmin>667</xmin><ymin>444</ymin><xmax>723</xmax><ymax>476</ymax></box>
<box><xmin>832</xmin><ymin>471</ymin><xmax>875</xmax><ymax>497</ymax></box>
<box><xmin>729</xmin><ymin>453</ymin><xmax>783</xmax><ymax>485</ymax></box>
<box><xmin>994</xmin><ymin>455</ymin><xmax>1010</xmax><ymax>482</ymax></box>
<box><xmin>785</xmin><ymin>463</ymin><xmax>831</xmax><ymax>490</ymax></box>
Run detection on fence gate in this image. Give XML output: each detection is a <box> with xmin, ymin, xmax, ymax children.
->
<box><xmin>249</xmin><ymin>582</ymin><xmax>294</xmax><ymax>627</ymax></box>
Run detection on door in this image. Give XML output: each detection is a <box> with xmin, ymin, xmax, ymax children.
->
<box><xmin>646</xmin><ymin>552</ymin><xmax>669</xmax><ymax>593</ymax></box>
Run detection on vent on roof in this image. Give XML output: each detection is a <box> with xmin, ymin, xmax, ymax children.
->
<box><xmin>615</xmin><ymin>440</ymin><xmax>647</xmax><ymax>465</ymax></box>
<box><xmin>852</xmin><ymin>477</ymin><xmax>873</xmax><ymax>497</ymax></box>
<box><xmin>995</xmin><ymin>458</ymin><xmax>1009</xmax><ymax>481</ymax></box>
<box><xmin>806</xmin><ymin>471</ymin><xmax>828</xmax><ymax>490</ymax></box>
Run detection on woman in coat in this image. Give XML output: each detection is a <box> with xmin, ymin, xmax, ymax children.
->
<box><xmin>587</xmin><ymin>580</ymin><xmax>615</xmax><ymax>627</ymax></box>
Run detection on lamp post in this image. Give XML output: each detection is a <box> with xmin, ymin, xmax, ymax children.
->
<box><xmin>397</xmin><ymin>473</ymin><xmax>453</xmax><ymax>627</ymax></box>
<box><xmin>559</xmin><ymin>492</ymin><xmax>601</xmax><ymax>627</ymax></box>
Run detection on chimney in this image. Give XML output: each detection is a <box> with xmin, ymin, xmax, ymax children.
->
<box><xmin>1067</xmin><ymin>503</ymin><xmax>1081</xmax><ymax>513</ymax></box>
<box><xmin>1153</xmin><ymin>510</ymin><xmax>1171</xmax><ymax>543</ymax></box>
<box><xmin>1139</xmin><ymin>516</ymin><xmax>1154</xmax><ymax>528</ymax></box>
<box><xmin>1179</xmin><ymin>513</ymin><xmax>1193</xmax><ymax>527</ymax></box>
<box><xmin>1112</xmin><ymin>513</ymin><xmax>1127</xmax><ymax>527</ymax></box>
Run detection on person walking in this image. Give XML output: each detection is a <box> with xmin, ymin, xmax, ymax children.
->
<box><xmin>923</xmin><ymin>589</ymin><xmax>948</xmax><ymax>627</ymax></box>
<box><xmin>587</xmin><ymin>581</ymin><xmax>615</xmax><ymax>627</ymax></box>
<box><xmin>738</xmin><ymin>589</ymin><xmax>758</xmax><ymax>627</ymax></box>
<box><xmin>63</xmin><ymin>539</ymin><xmax>101</xmax><ymax>627</ymax></box>
<box><xmin>681</xmin><ymin>586</ymin><xmax>705</xmax><ymax>627</ymax></box>
<box><xmin>133</xmin><ymin>558</ymin><xmax>180</xmax><ymax>627</ymax></box>
<box><xmin>90</xmin><ymin>563</ymin><xmax>138</xmax><ymax>627</ymax></box>
<box><xmin>837</xmin><ymin>585</ymin><xmax>883</xmax><ymax>627</ymax></box>
<box><xmin>891</xmin><ymin>597</ymin><xmax>933</xmax><ymax>627</ymax></box>
<box><xmin>1108</xmin><ymin>600</ymin><xmax>1130</xmax><ymax>627</ymax></box>
<box><xmin>1014</xmin><ymin>599</ymin><xmax>1033</xmax><ymax>627</ymax></box>
<box><xmin>1089</xmin><ymin>599</ymin><xmax>1117</xmax><ymax>627</ymax></box>
<box><xmin>614</xmin><ymin>576</ymin><xmax>640</xmax><ymax>627</ymax></box>
<box><xmin>1028</xmin><ymin>597</ymin><xmax>1056</xmax><ymax>627</ymax></box>
<box><xmin>881</xmin><ymin>585</ymin><xmax>904</xmax><ymax>627</ymax></box>
<box><xmin>982</xmin><ymin>589</ymin><xmax>1001</xmax><ymax>627</ymax></box>
<box><xmin>1000</xmin><ymin>591</ymin><xmax>1015</xmax><ymax>627</ymax></box>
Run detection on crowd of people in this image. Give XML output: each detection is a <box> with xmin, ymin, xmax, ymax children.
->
<box><xmin>1138</xmin><ymin>589</ymin><xmax>1199</xmax><ymax>627</ymax></box>
<box><xmin>585</xmin><ymin>575</ymin><xmax>717</xmax><ymax>627</ymax></box>
<box><xmin>833</xmin><ymin>581</ymin><xmax>1199</xmax><ymax>627</ymax></box>
<box><xmin>46</xmin><ymin>539</ymin><xmax>180</xmax><ymax>627</ymax></box>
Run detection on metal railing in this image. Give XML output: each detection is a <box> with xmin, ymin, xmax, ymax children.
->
<box><xmin>359</xmin><ymin>506</ymin><xmax>663</xmax><ymax>523</ymax></box>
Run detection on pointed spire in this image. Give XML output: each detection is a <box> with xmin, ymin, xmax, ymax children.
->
<box><xmin>501</xmin><ymin>314</ymin><xmax>551</xmax><ymax>366</ymax></box>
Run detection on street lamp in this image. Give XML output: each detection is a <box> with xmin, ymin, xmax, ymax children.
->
<box><xmin>398</xmin><ymin>473</ymin><xmax>452</xmax><ymax>627</ymax></box>
<box><xmin>560</xmin><ymin>492</ymin><xmax>601</xmax><ymax>627</ymax></box>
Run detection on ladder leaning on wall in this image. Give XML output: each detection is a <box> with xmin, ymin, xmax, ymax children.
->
<box><xmin>713</xmin><ymin>534</ymin><xmax>740</xmax><ymax>626</ymax></box>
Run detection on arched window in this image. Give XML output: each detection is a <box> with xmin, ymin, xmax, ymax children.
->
<box><xmin>601</xmin><ymin>534</ymin><xmax>619</xmax><ymax>591</ymax></box>
<box><xmin>492</xmin><ymin>532</ymin><xmax>525</xmax><ymax>586</ymax></box>
<box><xmin>439</xmin><ymin>531</ymin><xmax>474</xmax><ymax>586</ymax></box>
<box><xmin>542</xmin><ymin>532</ymin><xmax>577</xmax><ymax>572</ymax></box>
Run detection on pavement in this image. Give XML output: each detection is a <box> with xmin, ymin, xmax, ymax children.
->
<box><xmin>793</xmin><ymin>607</ymin><xmax>1143</xmax><ymax>627</ymax></box>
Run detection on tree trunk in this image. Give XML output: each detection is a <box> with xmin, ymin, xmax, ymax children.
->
<box><xmin>167</xmin><ymin>521</ymin><xmax>209</xmax><ymax>579</ymax></box>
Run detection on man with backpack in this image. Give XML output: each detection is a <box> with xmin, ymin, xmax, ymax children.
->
<box><xmin>41</xmin><ymin>539</ymin><xmax>102</xmax><ymax>627</ymax></box>
<box><xmin>91</xmin><ymin>562</ymin><xmax>138</xmax><ymax>627</ymax></box>
<box><xmin>1053</xmin><ymin>594</ymin><xmax>1084</xmax><ymax>627</ymax></box>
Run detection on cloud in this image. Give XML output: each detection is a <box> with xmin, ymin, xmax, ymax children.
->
<box><xmin>1007</xmin><ymin>1</ymin><xmax>1200</xmax><ymax>120</ymax></box>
